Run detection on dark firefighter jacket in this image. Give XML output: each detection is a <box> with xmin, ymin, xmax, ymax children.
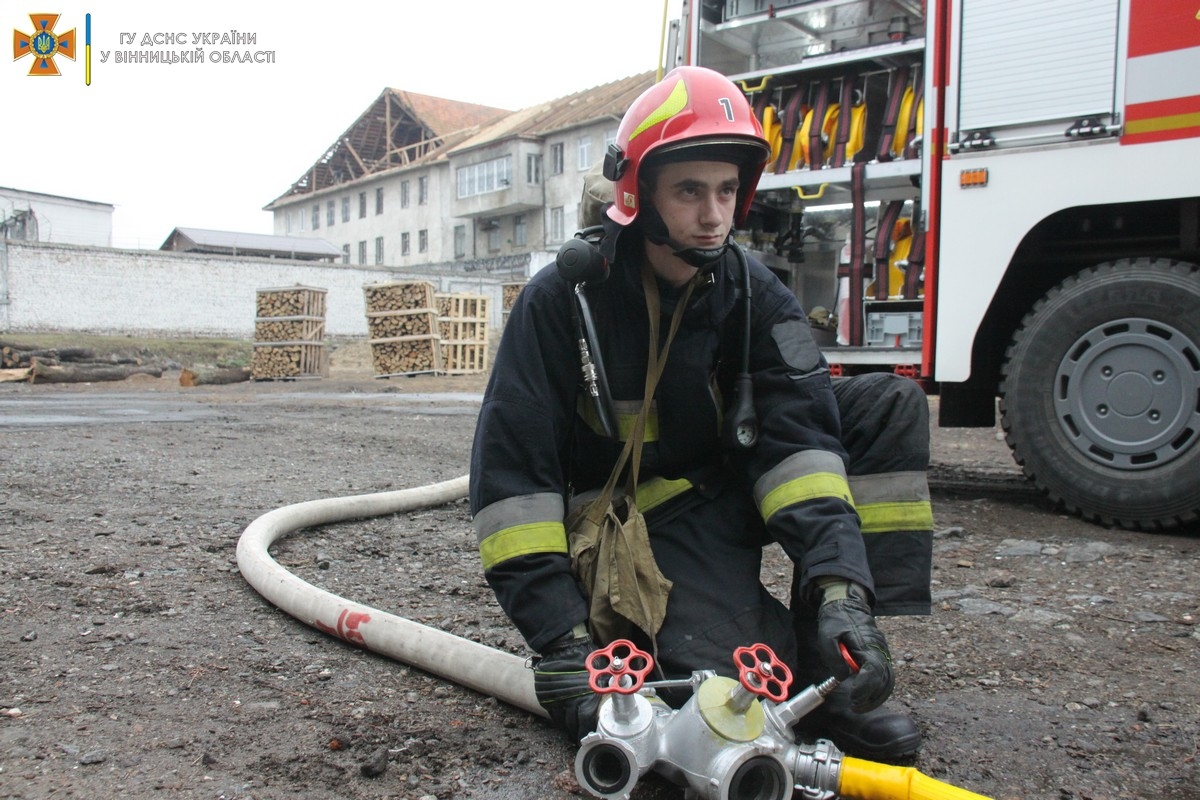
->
<box><xmin>471</xmin><ymin>233</ymin><xmax>882</xmax><ymax>654</ymax></box>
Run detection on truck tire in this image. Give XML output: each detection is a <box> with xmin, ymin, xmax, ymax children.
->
<box><xmin>999</xmin><ymin>258</ymin><xmax>1200</xmax><ymax>530</ymax></box>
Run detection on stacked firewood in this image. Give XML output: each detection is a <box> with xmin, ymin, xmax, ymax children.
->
<box><xmin>501</xmin><ymin>281</ymin><xmax>525</xmax><ymax>328</ymax></box>
<box><xmin>254</xmin><ymin>317</ymin><xmax>326</xmax><ymax>343</ymax></box>
<box><xmin>364</xmin><ymin>282</ymin><xmax>434</xmax><ymax>315</ymax></box>
<box><xmin>366</xmin><ymin>310</ymin><xmax>437</xmax><ymax>339</ymax></box>
<box><xmin>363</xmin><ymin>281</ymin><xmax>441</xmax><ymax>376</ymax></box>
<box><xmin>257</xmin><ymin>287</ymin><xmax>327</xmax><ymax>318</ymax></box>
<box><xmin>250</xmin><ymin>343</ymin><xmax>323</xmax><ymax>379</ymax></box>
<box><xmin>369</xmin><ymin>338</ymin><xmax>440</xmax><ymax>376</ymax></box>
<box><xmin>252</xmin><ymin>286</ymin><xmax>328</xmax><ymax>380</ymax></box>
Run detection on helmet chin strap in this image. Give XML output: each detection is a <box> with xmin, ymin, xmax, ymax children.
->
<box><xmin>641</xmin><ymin>207</ymin><xmax>730</xmax><ymax>271</ymax></box>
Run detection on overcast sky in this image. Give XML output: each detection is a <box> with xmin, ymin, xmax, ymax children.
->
<box><xmin>2</xmin><ymin>1</ymin><xmax>675</xmax><ymax>248</ymax></box>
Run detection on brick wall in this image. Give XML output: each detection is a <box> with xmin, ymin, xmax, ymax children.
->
<box><xmin>0</xmin><ymin>240</ymin><xmax>537</xmax><ymax>338</ymax></box>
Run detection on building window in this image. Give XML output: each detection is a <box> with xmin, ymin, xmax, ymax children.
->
<box><xmin>341</xmin><ymin>243</ymin><xmax>350</xmax><ymax>264</ymax></box>
<box><xmin>358</xmin><ymin>192</ymin><xmax>367</xmax><ymax>219</ymax></box>
<box><xmin>453</xmin><ymin>225</ymin><xmax>466</xmax><ymax>258</ymax></box>
<box><xmin>285</xmin><ymin>211</ymin><xmax>293</xmax><ymax>234</ymax></box>
<box><xmin>605</xmin><ymin>129</ymin><xmax>618</xmax><ymax>149</ymax></box>
<box><xmin>358</xmin><ymin>240</ymin><xmax>367</xmax><ymax>265</ymax></box>
<box><xmin>375</xmin><ymin>236</ymin><xmax>384</xmax><ymax>265</ymax></box>
<box><xmin>526</xmin><ymin>154</ymin><xmax>542</xmax><ymax>185</ymax></box>
<box><xmin>487</xmin><ymin>227</ymin><xmax>501</xmax><ymax>252</ymax></box>
<box><xmin>298</xmin><ymin>209</ymin><xmax>307</xmax><ymax>232</ymax></box>
<box><xmin>550</xmin><ymin>142</ymin><xmax>564</xmax><ymax>175</ymax></box>
<box><xmin>456</xmin><ymin>156</ymin><xmax>513</xmax><ymax>199</ymax></box>
<box><xmin>401</xmin><ymin>232</ymin><xmax>410</xmax><ymax>256</ymax></box>
<box><xmin>577</xmin><ymin>135</ymin><xmax>592</xmax><ymax>170</ymax></box>
<box><xmin>312</xmin><ymin>204</ymin><xmax>320</xmax><ymax>230</ymax></box>
<box><xmin>550</xmin><ymin>206</ymin><xmax>565</xmax><ymax>243</ymax></box>
<box><xmin>327</xmin><ymin>200</ymin><xmax>335</xmax><ymax>226</ymax></box>
<box><xmin>418</xmin><ymin>229</ymin><xmax>428</xmax><ymax>253</ymax></box>
<box><xmin>514</xmin><ymin>214</ymin><xmax>527</xmax><ymax>247</ymax></box>
<box><xmin>375</xmin><ymin>187</ymin><xmax>384</xmax><ymax>214</ymax></box>
<box><xmin>400</xmin><ymin>180</ymin><xmax>410</xmax><ymax>208</ymax></box>
<box><xmin>342</xmin><ymin>196</ymin><xmax>350</xmax><ymax>223</ymax></box>
<box><xmin>418</xmin><ymin>176</ymin><xmax>428</xmax><ymax>205</ymax></box>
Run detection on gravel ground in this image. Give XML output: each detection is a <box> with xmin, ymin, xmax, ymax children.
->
<box><xmin>1</xmin><ymin>346</ymin><xmax>1197</xmax><ymax>800</ymax></box>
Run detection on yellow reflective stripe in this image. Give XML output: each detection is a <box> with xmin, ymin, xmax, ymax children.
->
<box><xmin>857</xmin><ymin>500</ymin><xmax>934</xmax><ymax>534</ymax></box>
<box><xmin>760</xmin><ymin>472</ymin><xmax>853</xmax><ymax>523</ymax></box>
<box><xmin>636</xmin><ymin>476</ymin><xmax>693</xmax><ymax>513</ymax></box>
<box><xmin>576</xmin><ymin>396</ymin><xmax>660</xmax><ymax>442</ymax></box>
<box><xmin>630</xmin><ymin>78</ymin><xmax>688</xmax><ymax>142</ymax></box>
<box><xmin>479</xmin><ymin>521</ymin><xmax>567</xmax><ymax>570</ymax></box>
<box><xmin>617</xmin><ymin>408</ymin><xmax>659</xmax><ymax>443</ymax></box>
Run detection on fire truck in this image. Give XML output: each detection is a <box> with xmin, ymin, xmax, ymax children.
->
<box><xmin>669</xmin><ymin>0</ymin><xmax>1200</xmax><ymax>530</ymax></box>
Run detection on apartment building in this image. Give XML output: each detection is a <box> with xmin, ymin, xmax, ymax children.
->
<box><xmin>264</xmin><ymin>72</ymin><xmax>655</xmax><ymax>275</ymax></box>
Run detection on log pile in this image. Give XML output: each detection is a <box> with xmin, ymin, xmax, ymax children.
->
<box><xmin>363</xmin><ymin>282</ymin><xmax>494</xmax><ymax>377</ymax></box>
<box><xmin>501</xmin><ymin>281</ymin><xmax>526</xmax><ymax>328</ymax></box>
<box><xmin>364</xmin><ymin>282</ymin><xmax>434</xmax><ymax>314</ymax></box>
<box><xmin>252</xmin><ymin>286</ymin><xmax>328</xmax><ymax>380</ymax></box>
<box><xmin>367</xmin><ymin>310</ymin><xmax>437</xmax><ymax>339</ymax></box>
<box><xmin>0</xmin><ymin>341</ymin><xmax>165</xmax><ymax>384</ymax></box>
<box><xmin>368</xmin><ymin>337</ymin><xmax>440</xmax><ymax>376</ymax></box>
<box><xmin>364</xmin><ymin>282</ymin><xmax>441</xmax><ymax>376</ymax></box>
<box><xmin>250</xmin><ymin>343</ymin><xmax>326</xmax><ymax>379</ymax></box>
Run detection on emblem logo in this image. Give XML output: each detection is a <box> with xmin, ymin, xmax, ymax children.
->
<box><xmin>13</xmin><ymin>13</ymin><xmax>76</xmax><ymax>76</ymax></box>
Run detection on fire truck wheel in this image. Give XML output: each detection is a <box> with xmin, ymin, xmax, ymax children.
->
<box><xmin>999</xmin><ymin>258</ymin><xmax>1200</xmax><ymax>531</ymax></box>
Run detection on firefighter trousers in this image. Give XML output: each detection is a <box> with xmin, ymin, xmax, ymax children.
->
<box><xmin>637</xmin><ymin>373</ymin><xmax>932</xmax><ymax>685</ymax></box>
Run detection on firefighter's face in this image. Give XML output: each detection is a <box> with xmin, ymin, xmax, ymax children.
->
<box><xmin>646</xmin><ymin>160</ymin><xmax>740</xmax><ymax>249</ymax></box>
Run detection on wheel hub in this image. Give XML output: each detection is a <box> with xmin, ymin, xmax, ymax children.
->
<box><xmin>1054</xmin><ymin>318</ymin><xmax>1200</xmax><ymax>469</ymax></box>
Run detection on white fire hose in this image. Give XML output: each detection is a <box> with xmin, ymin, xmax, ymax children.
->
<box><xmin>235</xmin><ymin>474</ymin><xmax>546</xmax><ymax>719</ymax></box>
<box><xmin>237</xmin><ymin>475</ymin><xmax>992</xmax><ymax>800</ymax></box>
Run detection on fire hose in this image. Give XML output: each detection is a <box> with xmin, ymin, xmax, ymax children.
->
<box><xmin>236</xmin><ymin>475</ymin><xmax>992</xmax><ymax>800</ymax></box>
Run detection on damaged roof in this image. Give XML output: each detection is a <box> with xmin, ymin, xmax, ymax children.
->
<box><xmin>268</xmin><ymin>89</ymin><xmax>510</xmax><ymax>206</ymax></box>
<box><xmin>267</xmin><ymin>71</ymin><xmax>658</xmax><ymax>208</ymax></box>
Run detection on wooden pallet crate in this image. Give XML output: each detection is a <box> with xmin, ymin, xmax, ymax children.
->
<box><xmin>369</xmin><ymin>335</ymin><xmax>441</xmax><ymax>377</ymax></box>
<box><xmin>441</xmin><ymin>341</ymin><xmax>489</xmax><ymax>375</ymax></box>
<box><xmin>363</xmin><ymin>281</ymin><xmax>436</xmax><ymax>314</ymax></box>
<box><xmin>250</xmin><ymin>341</ymin><xmax>328</xmax><ymax>380</ymax></box>
<box><xmin>256</xmin><ymin>286</ymin><xmax>327</xmax><ymax>318</ymax></box>
<box><xmin>366</xmin><ymin>309</ymin><xmax>438</xmax><ymax>339</ymax></box>
<box><xmin>254</xmin><ymin>316</ymin><xmax>326</xmax><ymax>343</ymax></box>
<box><xmin>435</xmin><ymin>293</ymin><xmax>490</xmax><ymax>320</ymax></box>
<box><xmin>438</xmin><ymin>318</ymin><xmax>488</xmax><ymax>343</ymax></box>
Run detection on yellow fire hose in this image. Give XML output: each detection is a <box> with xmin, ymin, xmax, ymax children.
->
<box><xmin>840</xmin><ymin>756</ymin><xmax>992</xmax><ymax>800</ymax></box>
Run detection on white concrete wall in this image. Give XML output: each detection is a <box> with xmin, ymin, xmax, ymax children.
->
<box><xmin>0</xmin><ymin>240</ymin><xmax>528</xmax><ymax>338</ymax></box>
<box><xmin>0</xmin><ymin>189</ymin><xmax>114</xmax><ymax>248</ymax></box>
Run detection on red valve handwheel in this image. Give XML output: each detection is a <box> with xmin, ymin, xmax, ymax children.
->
<box><xmin>838</xmin><ymin>641</ymin><xmax>861</xmax><ymax>674</ymax></box>
<box><xmin>733</xmin><ymin>643</ymin><xmax>793</xmax><ymax>702</ymax></box>
<box><xmin>586</xmin><ymin>639</ymin><xmax>654</xmax><ymax>695</ymax></box>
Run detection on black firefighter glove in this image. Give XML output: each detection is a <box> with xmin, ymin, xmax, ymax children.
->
<box><xmin>815</xmin><ymin>578</ymin><xmax>896</xmax><ymax>713</ymax></box>
<box><xmin>532</xmin><ymin>626</ymin><xmax>600</xmax><ymax>744</ymax></box>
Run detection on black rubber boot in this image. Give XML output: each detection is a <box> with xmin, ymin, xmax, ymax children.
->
<box><xmin>791</xmin><ymin>683</ymin><xmax>922</xmax><ymax>762</ymax></box>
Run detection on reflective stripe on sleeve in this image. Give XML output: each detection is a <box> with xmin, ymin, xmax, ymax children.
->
<box><xmin>848</xmin><ymin>471</ymin><xmax>934</xmax><ymax>533</ymax></box>
<box><xmin>753</xmin><ymin>449</ymin><xmax>853</xmax><ymax>523</ymax></box>
<box><xmin>474</xmin><ymin>492</ymin><xmax>567</xmax><ymax>570</ymax></box>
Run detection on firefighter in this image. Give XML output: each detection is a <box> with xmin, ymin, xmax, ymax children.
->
<box><xmin>470</xmin><ymin>66</ymin><xmax>933</xmax><ymax>762</ymax></box>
